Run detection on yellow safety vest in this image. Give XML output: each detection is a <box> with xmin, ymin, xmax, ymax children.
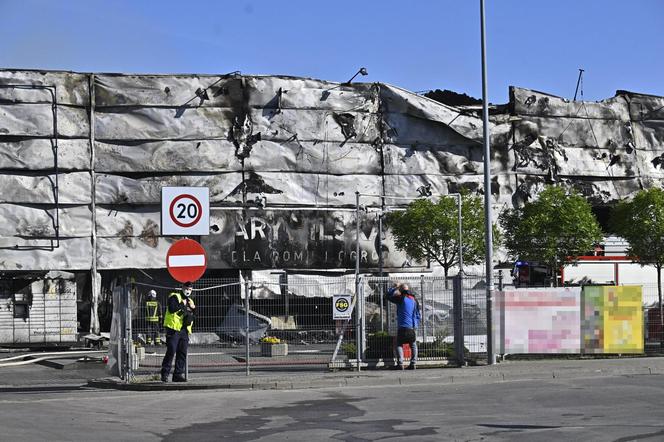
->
<box><xmin>163</xmin><ymin>292</ymin><xmax>195</xmax><ymax>334</ymax></box>
<box><xmin>145</xmin><ymin>300</ymin><xmax>160</xmax><ymax>322</ymax></box>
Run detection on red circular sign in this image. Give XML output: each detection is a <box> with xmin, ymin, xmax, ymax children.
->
<box><xmin>169</xmin><ymin>194</ymin><xmax>203</xmax><ymax>228</ymax></box>
<box><xmin>166</xmin><ymin>239</ymin><xmax>207</xmax><ymax>283</ymax></box>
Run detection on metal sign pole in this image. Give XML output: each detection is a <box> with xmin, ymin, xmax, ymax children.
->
<box><xmin>480</xmin><ymin>0</ymin><xmax>495</xmax><ymax>365</ymax></box>
<box><xmin>355</xmin><ymin>191</ymin><xmax>361</xmax><ymax>372</ymax></box>
<box><xmin>125</xmin><ymin>278</ymin><xmax>132</xmax><ymax>383</ymax></box>
<box><xmin>245</xmin><ymin>276</ymin><xmax>251</xmax><ymax>376</ymax></box>
<box><xmin>453</xmin><ymin>274</ymin><xmax>465</xmax><ymax>366</ymax></box>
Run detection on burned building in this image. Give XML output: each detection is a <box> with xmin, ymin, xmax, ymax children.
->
<box><xmin>0</xmin><ymin>69</ymin><xmax>663</xmax><ymax>343</ymax></box>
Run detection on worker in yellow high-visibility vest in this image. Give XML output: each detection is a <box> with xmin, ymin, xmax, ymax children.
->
<box><xmin>160</xmin><ymin>282</ymin><xmax>196</xmax><ymax>383</ymax></box>
<box><xmin>145</xmin><ymin>290</ymin><xmax>162</xmax><ymax>345</ymax></box>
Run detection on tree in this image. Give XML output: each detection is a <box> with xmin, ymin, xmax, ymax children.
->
<box><xmin>610</xmin><ymin>188</ymin><xmax>664</xmax><ymax>342</ymax></box>
<box><xmin>386</xmin><ymin>193</ymin><xmax>497</xmax><ymax>280</ymax></box>
<box><xmin>500</xmin><ymin>185</ymin><xmax>603</xmax><ymax>286</ymax></box>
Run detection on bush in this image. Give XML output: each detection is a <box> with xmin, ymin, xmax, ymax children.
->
<box><xmin>418</xmin><ymin>340</ymin><xmax>456</xmax><ymax>359</ymax></box>
<box><xmin>341</xmin><ymin>342</ymin><xmax>356</xmax><ymax>357</ymax></box>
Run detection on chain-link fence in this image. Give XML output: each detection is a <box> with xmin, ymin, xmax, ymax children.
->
<box><xmin>111</xmin><ymin>273</ymin><xmax>489</xmax><ymax>381</ymax></box>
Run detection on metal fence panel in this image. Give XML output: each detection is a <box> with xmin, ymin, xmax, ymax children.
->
<box><xmin>120</xmin><ymin>273</ymin><xmax>491</xmax><ymax>381</ymax></box>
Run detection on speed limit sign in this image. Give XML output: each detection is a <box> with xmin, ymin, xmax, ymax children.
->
<box><xmin>161</xmin><ymin>187</ymin><xmax>210</xmax><ymax>235</ymax></box>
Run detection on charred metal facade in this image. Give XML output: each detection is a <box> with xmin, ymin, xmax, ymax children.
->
<box><xmin>0</xmin><ymin>69</ymin><xmax>663</xmax><ymax>335</ymax></box>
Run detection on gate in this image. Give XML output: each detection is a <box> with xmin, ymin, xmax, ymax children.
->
<box><xmin>111</xmin><ymin>273</ymin><xmax>489</xmax><ymax>381</ymax></box>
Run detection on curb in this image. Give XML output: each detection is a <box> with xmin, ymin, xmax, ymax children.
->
<box><xmin>86</xmin><ymin>363</ymin><xmax>664</xmax><ymax>392</ymax></box>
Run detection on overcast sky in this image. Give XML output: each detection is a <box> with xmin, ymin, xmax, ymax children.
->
<box><xmin>0</xmin><ymin>0</ymin><xmax>662</xmax><ymax>103</ymax></box>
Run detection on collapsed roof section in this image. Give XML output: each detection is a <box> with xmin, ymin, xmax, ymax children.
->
<box><xmin>0</xmin><ymin>69</ymin><xmax>662</xmax><ymax>271</ymax></box>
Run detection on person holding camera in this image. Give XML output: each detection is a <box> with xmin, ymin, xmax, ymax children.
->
<box><xmin>386</xmin><ymin>282</ymin><xmax>420</xmax><ymax>370</ymax></box>
<box><xmin>160</xmin><ymin>281</ymin><xmax>196</xmax><ymax>382</ymax></box>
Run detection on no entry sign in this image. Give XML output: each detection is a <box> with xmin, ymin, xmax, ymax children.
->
<box><xmin>161</xmin><ymin>187</ymin><xmax>209</xmax><ymax>235</ymax></box>
<box><xmin>166</xmin><ymin>239</ymin><xmax>207</xmax><ymax>283</ymax></box>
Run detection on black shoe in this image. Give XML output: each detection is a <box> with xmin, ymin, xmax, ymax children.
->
<box><xmin>172</xmin><ymin>375</ymin><xmax>187</xmax><ymax>382</ymax></box>
<box><xmin>390</xmin><ymin>364</ymin><xmax>404</xmax><ymax>370</ymax></box>
<box><xmin>160</xmin><ymin>374</ymin><xmax>169</xmax><ymax>383</ymax></box>
<box><xmin>407</xmin><ymin>363</ymin><xmax>416</xmax><ymax>370</ymax></box>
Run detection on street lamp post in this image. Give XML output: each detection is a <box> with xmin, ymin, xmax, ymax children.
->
<box><xmin>480</xmin><ymin>0</ymin><xmax>496</xmax><ymax>365</ymax></box>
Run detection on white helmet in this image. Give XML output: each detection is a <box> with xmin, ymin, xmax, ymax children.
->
<box><xmin>148</xmin><ymin>289</ymin><xmax>157</xmax><ymax>298</ymax></box>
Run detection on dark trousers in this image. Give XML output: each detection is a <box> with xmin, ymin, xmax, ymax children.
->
<box><xmin>146</xmin><ymin>321</ymin><xmax>161</xmax><ymax>344</ymax></box>
<box><xmin>161</xmin><ymin>328</ymin><xmax>189</xmax><ymax>378</ymax></box>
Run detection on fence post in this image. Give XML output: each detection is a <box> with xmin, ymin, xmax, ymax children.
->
<box><xmin>420</xmin><ymin>275</ymin><xmax>426</xmax><ymax>339</ymax></box>
<box><xmin>361</xmin><ymin>278</ymin><xmax>367</xmax><ymax>362</ymax></box>
<box><xmin>245</xmin><ymin>277</ymin><xmax>251</xmax><ymax>376</ymax></box>
<box><xmin>116</xmin><ymin>283</ymin><xmax>124</xmax><ymax>381</ymax></box>
<box><xmin>124</xmin><ymin>278</ymin><xmax>133</xmax><ymax>383</ymax></box>
<box><xmin>379</xmin><ymin>279</ymin><xmax>385</xmax><ymax>332</ymax></box>
<box><xmin>355</xmin><ymin>278</ymin><xmax>362</xmax><ymax>372</ymax></box>
<box><xmin>453</xmin><ymin>274</ymin><xmax>465</xmax><ymax>367</ymax></box>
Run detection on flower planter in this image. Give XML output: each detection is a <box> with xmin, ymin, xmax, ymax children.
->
<box><xmin>261</xmin><ymin>342</ymin><xmax>288</xmax><ymax>357</ymax></box>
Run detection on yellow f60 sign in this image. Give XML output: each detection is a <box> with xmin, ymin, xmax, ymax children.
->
<box><xmin>333</xmin><ymin>294</ymin><xmax>353</xmax><ymax>320</ymax></box>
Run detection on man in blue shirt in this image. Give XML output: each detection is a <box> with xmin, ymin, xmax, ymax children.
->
<box><xmin>386</xmin><ymin>282</ymin><xmax>421</xmax><ymax>370</ymax></box>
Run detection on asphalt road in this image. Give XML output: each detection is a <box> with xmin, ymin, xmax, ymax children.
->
<box><xmin>1</xmin><ymin>370</ymin><xmax>663</xmax><ymax>441</ymax></box>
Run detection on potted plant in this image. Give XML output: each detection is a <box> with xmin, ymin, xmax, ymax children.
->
<box><xmin>260</xmin><ymin>336</ymin><xmax>288</xmax><ymax>357</ymax></box>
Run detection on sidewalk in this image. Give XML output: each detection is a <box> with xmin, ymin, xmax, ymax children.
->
<box><xmin>3</xmin><ymin>355</ymin><xmax>663</xmax><ymax>392</ymax></box>
<box><xmin>87</xmin><ymin>356</ymin><xmax>664</xmax><ymax>391</ymax></box>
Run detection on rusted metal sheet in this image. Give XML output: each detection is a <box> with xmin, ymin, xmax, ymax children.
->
<box><xmin>94</xmin><ymin>74</ymin><xmax>238</xmax><ymax>108</ymax></box>
<box><xmin>246</xmin><ymin>77</ymin><xmax>374</xmax><ymax>111</ymax></box>
<box><xmin>511</xmin><ymin>86</ymin><xmax>627</xmax><ymax>119</ymax></box>
<box><xmin>0</xmin><ymin>237</ymin><xmax>92</xmax><ymax>270</ymax></box>
<box><xmin>96</xmin><ymin>236</ymin><xmax>175</xmax><ymax>269</ymax></box>
<box><xmin>0</xmin><ymin>204</ymin><xmax>92</xmax><ymax>237</ymax></box>
<box><xmin>0</xmin><ymin>70</ymin><xmax>90</xmax><ymax>106</ymax></box>
<box><xmin>380</xmin><ymin>84</ymin><xmax>486</xmax><ymax>142</ymax></box>
<box><xmin>243</xmin><ymin>141</ymin><xmax>382</xmax><ymax>175</ymax></box>
<box><xmin>382</xmin><ymin>143</ymin><xmax>485</xmax><ymax>176</ymax></box>
<box><xmin>94</xmin><ymin>139</ymin><xmax>381</xmax><ymax>174</ymax></box>
<box><xmin>94</xmin><ymin>173</ymin><xmax>242</xmax><ymax>204</ymax></box>
<box><xmin>94</xmin><ymin>107</ymin><xmax>234</xmax><ymax>140</ymax></box>
<box><xmin>0</xmin><ymin>139</ymin><xmax>90</xmax><ymax>170</ymax></box>
<box><xmin>95</xmin><ymin>140</ymin><xmax>242</xmax><ymax>173</ymax></box>
<box><xmin>507</xmin><ymin>86</ymin><xmax>657</xmax><ymax>206</ymax></box>
<box><xmin>95</xmin><ymin>75</ymin><xmax>375</xmax><ymax>112</ymax></box>
<box><xmin>1</xmin><ymin>69</ymin><xmax>663</xmax><ymax>273</ymax></box>
<box><xmin>240</xmin><ymin>172</ymin><xmax>383</xmax><ymax>207</ymax></box>
<box><xmin>0</xmin><ymin>172</ymin><xmax>91</xmax><ymax>204</ymax></box>
<box><xmin>0</xmin><ymin>104</ymin><xmax>89</xmax><ymax>137</ymax></box>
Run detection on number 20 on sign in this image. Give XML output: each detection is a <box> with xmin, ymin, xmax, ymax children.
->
<box><xmin>161</xmin><ymin>187</ymin><xmax>210</xmax><ymax>236</ymax></box>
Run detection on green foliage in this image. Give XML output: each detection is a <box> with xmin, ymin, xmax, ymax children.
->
<box><xmin>610</xmin><ymin>188</ymin><xmax>664</xmax><ymax>311</ymax></box>
<box><xmin>418</xmin><ymin>340</ymin><xmax>466</xmax><ymax>359</ymax></box>
<box><xmin>610</xmin><ymin>188</ymin><xmax>664</xmax><ymax>268</ymax></box>
<box><xmin>500</xmin><ymin>186</ymin><xmax>603</xmax><ymax>277</ymax></box>
<box><xmin>341</xmin><ymin>342</ymin><xmax>356</xmax><ymax>357</ymax></box>
<box><xmin>386</xmin><ymin>194</ymin><xmax>498</xmax><ymax>277</ymax></box>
